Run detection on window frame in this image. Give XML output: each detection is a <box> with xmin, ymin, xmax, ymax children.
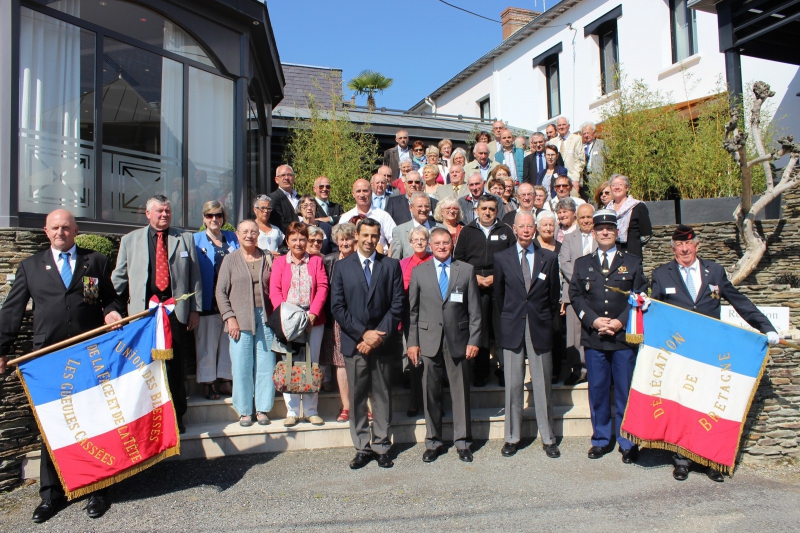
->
<box><xmin>669</xmin><ymin>0</ymin><xmax>698</xmax><ymax>64</ymax></box>
<box><xmin>478</xmin><ymin>96</ymin><xmax>491</xmax><ymax>121</ymax></box>
<box><xmin>544</xmin><ymin>55</ymin><xmax>560</xmax><ymax>119</ymax></box>
<box><xmin>598</xmin><ymin>22</ymin><xmax>619</xmax><ymax>95</ymax></box>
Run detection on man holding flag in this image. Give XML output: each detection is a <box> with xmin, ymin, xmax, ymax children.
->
<box><xmin>0</xmin><ymin>209</ymin><xmax>122</xmax><ymax>522</ymax></box>
<box><xmin>650</xmin><ymin>224</ymin><xmax>780</xmax><ymax>482</ymax></box>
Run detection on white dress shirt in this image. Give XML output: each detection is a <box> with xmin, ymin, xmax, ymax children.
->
<box><xmin>516</xmin><ymin>242</ymin><xmax>534</xmax><ymax>279</ymax></box>
<box><xmin>598</xmin><ymin>246</ymin><xmax>617</xmax><ymax>270</ymax></box>
<box><xmin>681</xmin><ymin>259</ymin><xmax>701</xmax><ymax>293</ymax></box>
<box><xmin>281</xmin><ymin>188</ymin><xmax>299</xmax><ymax>209</ymax></box>
<box><xmin>52</xmin><ymin>244</ymin><xmax>77</xmax><ymax>275</ymax></box>
<box><xmin>356</xmin><ymin>250</ymin><xmax>378</xmax><ymax>276</ymax></box>
<box><xmin>502</xmin><ymin>148</ymin><xmax>517</xmax><ymax>178</ymax></box>
<box><xmin>581</xmin><ymin>231</ymin><xmax>594</xmax><ymax>256</ymax></box>
<box><xmin>433</xmin><ymin>257</ymin><xmax>451</xmax><ymax>285</ymax></box>
<box><xmin>340</xmin><ymin>207</ymin><xmax>397</xmax><ymax>248</ymax></box>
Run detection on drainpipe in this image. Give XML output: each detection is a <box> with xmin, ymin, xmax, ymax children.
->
<box><xmin>425</xmin><ymin>97</ymin><xmax>436</xmax><ymax>115</ymax></box>
<box><xmin>569</xmin><ymin>23</ymin><xmax>577</xmax><ymax>121</ymax></box>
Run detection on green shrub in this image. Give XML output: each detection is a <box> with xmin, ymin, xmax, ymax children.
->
<box><xmin>75</xmin><ymin>234</ymin><xmax>117</xmax><ymax>259</ymax></box>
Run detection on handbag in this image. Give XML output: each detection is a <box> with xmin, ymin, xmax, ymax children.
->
<box><xmin>272</xmin><ymin>341</ymin><xmax>322</xmax><ymax>394</ymax></box>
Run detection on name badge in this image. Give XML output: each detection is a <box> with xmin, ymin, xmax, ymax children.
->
<box><xmin>180</xmin><ymin>251</ymin><xmax>189</xmax><ymax>258</ymax></box>
<box><xmin>490</xmin><ymin>235</ymin><xmax>499</xmax><ymax>241</ymax></box>
<box><xmin>579</xmin><ymin>310</ymin><xmax>585</xmax><ymax>319</ymax></box>
<box><xmin>538</xmin><ymin>272</ymin><xmax>547</xmax><ymax>281</ymax></box>
<box><xmin>665</xmin><ymin>287</ymin><xmax>676</xmax><ymax>294</ymax></box>
<box><xmin>450</xmin><ymin>290</ymin><xmax>463</xmax><ymax>303</ymax></box>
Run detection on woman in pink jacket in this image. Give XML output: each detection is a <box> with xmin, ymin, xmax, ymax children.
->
<box><xmin>269</xmin><ymin>222</ymin><xmax>329</xmax><ymax>427</ymax></box>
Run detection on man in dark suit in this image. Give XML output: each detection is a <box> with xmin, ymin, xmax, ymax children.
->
<box><xmin>523</xmin><ymin>132</ymin><xmax>563</xmax><ymax>185</ymax></box>
<box><xmin>313</xmin><ymin>176</ymin><xmax>343</xmax><ymax>225</ymax></box>
<box><xmin>650</xmin><ymin>224</ymin><xmax>780</xmax><ymax>482</ymax></box>
<box><xmin>268</xmin><ymin>164</ymin><xmax>300</xmax><ymax>233</ymax></box>
<box><xmin>408</xmin><ymin>228</ymin><xmax>481</xmax><ymax>462</ymax></box>
<box><xmin>385</xmin><ymin>171</ymin><xmax>437</xmax><ymax>225</ymax></box>
<box><xmin>330</xmin><ymin>218</ymin><xmax>404</xmax><ymax>469</ymax></box>
<box><xmin>0</xmin><ymin>209</ymin><xmax>122</xmax><ymax>522</ymax></box>
<box><xmin>383</xmin><ymin>129</ymin><xmax>411</xmax><ymax>180</ymax></box>
<box><xmin>494</xmin><ymin>211</ymin><xmax>562</xmax><ymax>458</ymax></box>
<box><xmin>569</xmin><ymin>209</ymin><xmax>646</xmax><ymax>464</ymax></box>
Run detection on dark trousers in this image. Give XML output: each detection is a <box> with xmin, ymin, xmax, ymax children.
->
<box><xmin>585</xmin><ymin>347</ymin><xmax>636</xmax><ymax>450</ymax></box>
<box><xmin>167</xmin><ymin>313</ymin><xmax>188</xmax><ymax>421</ymax></box>
<box><xmin>345</xmin><ymin>345</ymin><xmax>393</xmax><ymax>455</ymax></box>
<box><xmin>39</xmin><ymin>443</ymin><xmax>107</xmax><ymax>501</ymax></box>
<box><xmin>474</xmin><ymin>290</ymin><xmax>499</xmax><ymax>379</ymax></box>
<box><xmin>422</xmin><ymin>343</ymin><xmax>472</xmax><ymax>451</ymax></box>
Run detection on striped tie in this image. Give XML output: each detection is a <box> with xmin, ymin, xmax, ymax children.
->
<box><xmin>683</xmin><ymin>266</ymin><xmax>697</xmax><ymax>301</ymax></box>
<box><xmin>59</xmin><ymin>252</ymin><xmax>72</xmax><ymax>288</ymax></box>
<box><xmin>439</xmin><ymin>263</ymin><xmax>449</xmax><ymax>300</ymax></box>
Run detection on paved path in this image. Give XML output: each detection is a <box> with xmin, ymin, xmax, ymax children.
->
<box><xmin>2</xmin><ymin>439</ymin><xmax>799</xmax><ymax>532</ymax></box>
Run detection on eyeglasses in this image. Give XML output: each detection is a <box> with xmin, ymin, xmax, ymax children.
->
<box><xmin>410</xmin><ymin>238</ymin><xmax>428</xmax><ymax>244</ymax></box>
<box><xmin>316</xmin><ymin>184</ymin><xmax>331</xmax><ymax>190</ymax></box>
<box><xmin>555</xmin><ymin>184</ymin><xmax>571</xmax><ymax>189</ymax></box>
<box><xmin>600</xmin><ymin>190</ymin><xmax>612</xmax><ymax>196</ymax></box>
<box><xmin>406</xmin><ymin>180</ymin><xmax>422</xmax><ymax>185</ymax></box>
<box><xmin>308</xmin><ymin>239</ymin><xmax>324</xmax><ymax>245</ymax></box>
<box><xmin>277</xmin><ymin>172</ymin><xmax>294</xmax><ymax>178</ymax></box>
<box><xmin>413</xmin><ymin>148</ymin><xmax>424</xmax><ymax>153</ymax></box>
<box><xmin>255</xmin><ymin>206</ymin><xmax>272</xmax><ymax>212</ymax></box>
<box><xmin>204</xmin><ymin>213</ymin><xmax>223</xmax><ymax>219</ymax></box>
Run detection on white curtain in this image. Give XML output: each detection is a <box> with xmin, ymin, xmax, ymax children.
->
<box><xmin>18</xmin><ymin>5</ymin><xmax>92</xmax><ymax>217</ymax></box>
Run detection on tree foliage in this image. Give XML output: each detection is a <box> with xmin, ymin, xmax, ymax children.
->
<box><xmin>346</xmin><ymin>70</ymin><xmax>393</xmax><ymax>108</ymax></box>
<box><xmin>285</xmin><ymin>88</ymin><xmax>380</xmax><ymax>211</ymax></box>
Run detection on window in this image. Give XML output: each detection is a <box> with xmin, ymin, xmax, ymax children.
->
<box><xmin>670</xmin><ymin>0</ymin><xmax>698</xmax><ymax>63</ymax></box>
<box><xmin>585</xmin><ymin>6</ymin><xmax>622</xmax><ymax>95</ymax></box>
<box><xmin>545</xmin><ymin>57</ymin><xmax>560</xmax><ymax>119</ymax></box>
<box><xmin>478</xmin><ymin>97</ymin><xmax>491</xmax><ymax>120</ymax></box>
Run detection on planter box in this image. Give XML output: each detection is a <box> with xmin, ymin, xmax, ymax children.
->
<box><xmin>645</xmin><ymin>194</ymin><xmax>782</xmax><ymax>225</ymax></box>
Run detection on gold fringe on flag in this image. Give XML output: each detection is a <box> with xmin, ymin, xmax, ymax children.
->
<box><xmin>151</xmin><ymin>348</ymin><xmax>173</xmax><ymax>360</ymax></box>
<box><xmin>620</xmin><ymin>430</ymin><xmax>733</xmax><ymax>476</ymax></box>
<box><xmin>626</xmin><ymin>333</ymin><xmax>643</xmax><ymax>344</ymax></box>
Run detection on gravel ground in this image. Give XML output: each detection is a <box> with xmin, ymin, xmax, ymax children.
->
<box><xmin>2</xmin><ymin>438</ymin><xmax>799</xmax><ymax>533</ymax></box>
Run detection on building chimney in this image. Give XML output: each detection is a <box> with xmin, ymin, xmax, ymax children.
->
<box><xmin>501</xmin><ymin>7</ymin><xmax>539</xmax><ymax>40</ymax></box>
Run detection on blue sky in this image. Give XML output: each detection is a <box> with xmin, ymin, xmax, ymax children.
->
<box><xmin>267</xmin><ymin>1</ymin><xmax>557</xmax><ymax>110</ymax></box>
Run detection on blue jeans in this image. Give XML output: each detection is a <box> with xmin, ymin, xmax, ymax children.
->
<box><xmin>229</xmin><ymin>308</ymin><xmax>276</xmax><ymax>416</ymax></box>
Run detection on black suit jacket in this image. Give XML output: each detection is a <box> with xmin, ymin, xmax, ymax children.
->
<box><xmin>494</xmin><ymin>245</ymin><xmax>561</xmax><ymax>352</ymax></box>
<box><xmin>268</xmin><ymin>189</ymin><xmax>300</xmax><ymax>234</ymax></box>
<box><xmin>385</xmin><ymin>195</ymin><xmax>438</xmax><ymax>226</ymax></box>
<box><xmin>568</xmin><ymin>249</ymin><xmax>647</xmax><ymax>350</ymax></box>
<box><xmin>330</xmin><ymin>252</ymin><xmax>404</xmax><ymax>356</ymax></box>
<box><xmin>522</xmin><ymin>151</ymin><xmax>564</xmax><ymax>184</ymax></box>
<box><xmin>617</xmin><ymin>203</ymin><xmax>652</xmax><ymax>258</ymax></box>
<box><xmin>650</xmin><ymin>258</ymin><xmax>776</xmax><ymax>333</ymax></box>
<box><xmin>0</xmin><ymin>247</ymin><xmax>122</xmax><ymax>355</ymax></box>
<box><xmin>314</xmin><ymin>200</ymin><xmax>344</xmax><ymax>225</ymax></box>
<box><xmin>384</xmin><ymin>146</ymin><xmax>411</xmax><ymax>180</ymax></box>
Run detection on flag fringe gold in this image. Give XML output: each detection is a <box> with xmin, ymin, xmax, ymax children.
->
<box><xmin>151</xmin><ymin>348</ymin><xmax>173</xmax><ymax>360</ymax></box>
<box><xmin>626</xmin><ymin>333</ymin><xmax>643</xmax><ymax>344</ymax></box>
<box><xmin>620</xmin><ymin>430</ymin><xmax>733</xmax><ymax>476</ymax></box>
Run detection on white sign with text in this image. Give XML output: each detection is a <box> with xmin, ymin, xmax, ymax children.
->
<box><xmin>720</xmin><ymin>306</ymin><xmax>790</xmax><ymax>332</ymax></box>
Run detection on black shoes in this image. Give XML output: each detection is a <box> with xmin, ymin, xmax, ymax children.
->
<box><xmin>620</xmin><ymin>446</ymin><xmax>639</xmax><ymax>464</ymax></box>
<box><xmin>673</xmin><ymin>464</ymin><xmax>689</xmax><ymax>481</ymax></box>
<box><xmin>494</xmin><ymin>368</ymin><xmax>505</xmax><ymax>387</ymax></box>
<box><xmin>85</xmin><ymin>493</ymin><xmax>110</xmax><ymax>519</ymax></box>
<box><xmin>473</xmin><ymin>376</ymin><xmax>487</xmax><ymax>387</ymax></box>
<box><xmin>423</xmin><ymin>447</ymin><xmax>443</xmax><ymax>463</ymax></box>
<box><xmin>32</xmin><ymin>498</ymin><xmax>64</xmax><ymax>523</ymax></box>
<box><xmin>543</xmin><ymin>444</ymin><xmax>561</xmax><ymax>458</ymax></box>
<box><xmin>563</xmin><ymin>368</ymin><xmax>587</xmax><ymax>386</ymax></box>
<box><xmin>501</xmin><ymin>442</ymin><xmax>518</xmax><ymax>457</ymax></box>
<box><xmin>706</xmin><ymin>468</ymin><xmax>725</xmax><ymax>482</ymax></box>
<box><xmin>349</xmin><ymin>452</ymin><xmax>373</xmax><ymax>469</ymax></box>
<box><xmin>458</xmin><ymin>449</ymin><xmax>474</xmax><ymax>462</ymax></box>
<box><xmin>177</xmin><ymin>418</ymin><xmax>186</xmax><ymax>434</ymax></box>
<box><xmin>587</xmin><ymin>444</ymin><xmax>614</xmax><ymax>459</ymax></box>
<box><xmin>376</xmin><ymin>453</ymin><xmax>394</xmax><ymax>468</ymax></box>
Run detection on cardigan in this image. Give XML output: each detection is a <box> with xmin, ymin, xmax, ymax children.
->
<box><xmin>194</xmin><ymin>229</ymin><xmax>239</xmax><ymax>312</ymax></box>
<box><xmin>215</xmin><ymin>248</ymin><xmax>273</xmax><ymax>334</ymax></box>
<box><xmin>269</xmin><ymin>253</ymin><xmax>329</xmax><ymax>326</ymax></box>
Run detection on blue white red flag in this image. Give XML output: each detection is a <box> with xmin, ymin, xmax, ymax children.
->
<box><xmin>16</xmin><ymin>302</ymin><xmax>179</xmax><ymax>499</ymax></box>
<box><xmin>621</xmin><ymin>300</ymin><xmax>769</xmax><ymax>475</ymax></box>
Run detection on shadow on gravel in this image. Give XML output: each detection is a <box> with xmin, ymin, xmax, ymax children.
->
<box><xmin>109</xmin><ymin>453</ymin><xmax>279</xmax><ymax>502</ymax></box>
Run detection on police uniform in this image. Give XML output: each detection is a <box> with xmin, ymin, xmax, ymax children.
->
<box><xmin>568</xmin><ymin>210</ymin><xmax>646</xmax><ymax>460</ymax></box>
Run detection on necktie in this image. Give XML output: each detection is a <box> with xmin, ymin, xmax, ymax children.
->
<box><xmin>376</xmin><ymin>196</ymin><xmax>383</xmax><ymax>210</ymax></box>
<box><xmin>520</xmin><ymin>248</ymin><xmax>531</xmax><ymax>292</ymax></box>
<box><xmin>538</xmin><ymin>153</ymin><xmax>544</xmax><ymax>174</ymax></box>
<box><xmin>585</xmin><ymin>144</ymin><xmax>591</xmax><ymax>168</ymax></box>
<box><xmin>453</xmin><ymin>185</ymin><xmax>460</xmax><ymax>195</ymax></box>
<box><xmin>59</xmin><ymin>252</ymin><xmax>72</xmax><ymax>288</ymax></box>
<box><xmin>683</xmin><ymin>266</ymin><xmax>697</xmax><ymax>300</ymax></box>
<box><xmin>560</xmin><ymin>138</ymin><xmax>565</xmax><ymax>154</ymax></box>
<box><xmin>321</xmin><ymin>201</ymin><xmax>329</xmax><ymax>215</ymax></box>
<box><xmin>439</xmin><ymin>263</ymin><xmax>449</xmax><ymax>300</ymax></box>
<box><xmin>582</xmin><ymin>233</ymin><xmax>592</xmax><ymax>255</ymax></box>
<box><xmin>363</xmin><ymin>258</ymin><xmax>371</xmax><ymax>286</ymax></box>
<box><xmin>155</xmin><ymin>231</ymin><xmax>170</xmax><ymax>292</ymax></box>
<box><xmin>601</xmin><ymin>252</ymin><xmax>610</xmax><ymax>275</ymax></box>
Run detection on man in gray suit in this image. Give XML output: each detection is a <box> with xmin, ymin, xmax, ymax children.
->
<box><xmin>581</xmin><ymin>122</ymin><xmax>606</xmax><ymax>192</ymax></box>
<box><xmin>389</xmin><ymin>193</ymin><xmax>441</xmax><ymax>260</ymax></box>
<box><xmin>408</xmin><ymin>228</ymin><xmax>481</xmax><ymax>463</ymax></box>
<box><xmin>559</xmin><ymin>203</ymin><xmax>596</xmax><ymax>385</ymax></box>
<box><xmin>435</xmin><ymin>164</ymin><xmax>469</xmax><ymax>201</ymax></box>
<box><xmin>112</xmin><ymin>194</ymin><xmax>203</xmax><ymax>432</ymax></box>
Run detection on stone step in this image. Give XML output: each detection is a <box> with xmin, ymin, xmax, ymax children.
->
<box><xmin>183</xmin><ymin>382</ymin><xmax>590</xmax><ymax>425</ymax></box>
<box><xmin>178</xmin><ymin>405</ymin><xmax>594</xmax><ymax>460</ymax></box>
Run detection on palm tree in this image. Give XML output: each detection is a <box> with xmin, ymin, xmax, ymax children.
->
<box><xmin>346</xmin><ymin>70</ymin><xmax>393</xmax><ymax>108</ymax></box>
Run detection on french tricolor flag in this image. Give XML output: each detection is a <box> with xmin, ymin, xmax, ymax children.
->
<box><xmin>621</xmin><ymin>300</ymin><xmax>769</xmax><ymax>475</ymax></box>
<box><xmin>17</xmin><ymin>305</ymin><xmax>179</xmax><ymax>499</ymax></box>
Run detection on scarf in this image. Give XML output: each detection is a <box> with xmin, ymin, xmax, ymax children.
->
<box><xmin>608</xmin><ymin>196</ymin><xmax>640</xmax><ymax>243</ymax></box>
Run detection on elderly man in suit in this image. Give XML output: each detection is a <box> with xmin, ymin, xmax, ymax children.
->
<box><xmin>581</xmin><ymin>122</ymin><xmax>605</xmax><ymax>188</ymax></box>
<box><xmin>112</xmin><ymin>195</ymin><xmax>202</xmax><ymax>435</ymax></box>
<box><xmin>330</xmin><ymin>218</ymin><xmax>405</xmax><ymax>469</ymax></box>
<box><xmin>464</xmin><ymin>142</ymin><xmax>498</xmax><ymax>182</ymax></box>
<box><xmin>494</xmin><ymin>211</ymin><xmax>562</xmax><ymax>459</ymax></box>
<box><xmin>313</xmin><ymin>176</ymin><xmax>344</xmax><ymax>225</ymax></box>
<box><xmin>559</xmin><ymin>203</ymin><xmax>596</xmax><ymax>385</ymax></box>
<box><xmin>408</xmin><ymin>228</ymin><xmax>481</xmax><ymax>463</ymax></box>
<box><xmin>389</xmin><ymin>193</ymin><xmax>442</xmax><ymax>260</ymax></box>
<box><xmin>435</xmin><ymin>164</ymin><xmax>469</xmax><ymax>201</ymax></box>
<box><xmin>371</xmin><ymin>170</ymin><xmax>393</xmax><ymax>211</ymax></box>
<box><xmin>268</xmin><ymin>164</ymin><xmax>301</xmax><ymax>233</ymax></box>
<box><xmin>385</xmin><ymin>171</ymin><xmax>437</xmax><ymax>226</ymax></box>
<box><xmin>650</xmin><ymin>224</ymin><xmax>780</xmax><ymax>482</ymax></box>
<box><xmin>488</xmin><ymin>120</ymin><xmax>506</xmax><ymax>159</ymax></box>
<box><xmin>383</xmin><ymin>129</ymin><xmax>411</xmax><ymax>179</ymax></box>
<box><xmin>547</xmin><ymin>117</ymin><xmax>586</xmax><ymax>199</ymax></box>
<box><xmin>495</xmin><ymin>128</ymin><xmax>525</xmax><ymax>184</ymax></box>
<box><xmin>568</xmin><ymin>209</ymin><xmax>646</xmax><ymax>464</ymax></box>
<box><xmin>0</xmin><ymin>209</ymin><xmax>123</xmax><ymax>522</ymax></box>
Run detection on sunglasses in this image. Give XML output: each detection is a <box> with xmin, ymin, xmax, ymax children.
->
<box><xmin>555</xmin><ymin>184</ymin><xmax>571</xmax><ymax>189</ymax></box>
<box><xmin>308</xmin><ymin>239</ymin><xmax>324</xmax><ymax>245</ymax></box>
<box><xmin>204</xmin><ymin>213</ymin><xmax>223</xmax><ymax>219</ymax></box>
<box><xmin>316</xmin><ymin>184</ymin><xmax>331</xmax><ymax>189</ymax></box>
<box><xmin>600</xmin><ymin>191</ymin><xmax>612</xmax><ymax>195</ymax></box>
<box><xmin>413</xmin><ymin>148</ymin><xmax>424</xmax><ymax>153</ymax></box>
<box><xmin>406</xmin><ymin>180</ymin><xmax>422</xmax><ymax>185</ymax></box>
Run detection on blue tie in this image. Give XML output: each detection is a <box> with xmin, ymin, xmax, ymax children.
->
<box><xmin>375</xmin><ymin>196</ymin><xmax>383</xmax><ymax>210</ymax></box>
<box><xmin>538</xmin><ymin>152</ymin><xmax>544</xmax><ymax>174</ymax></box>
<box><xmin>363</xmin><ymin>258</ymin><xmax>371</xmax><ymax>286</ymax></box>
<box><xmin>59</xmin><ymin>252</ymin><xmax>72</xmax><ymax>288</ymax></box>
<box><xmin>683</xmin><ymin>266</ymin><xmax>697</xmax><ymax>301</ymax></box>
<box><xmin>439</xmin><ymin>263</ymin><xmax>449</xmax><ymax>301</ymax></box>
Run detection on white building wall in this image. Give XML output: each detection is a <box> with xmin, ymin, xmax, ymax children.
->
<box><xmin>426</xmin><ymin>0</ymin><xmax>798</xmax><ymax>143</ymax></box>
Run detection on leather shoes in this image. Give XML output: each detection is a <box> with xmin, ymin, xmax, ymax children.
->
<box><xmin>458</xmin><ymin>449</ymin><xmax>473</xmax><ymax>462</ymax></box>
<box><xmin>177</xmin><ymin>419</ymin><xmax>186</xmax><ymax>434</ymax></box>
<box><xmin>376</xmin><ymin>453</ymin><xmax>394</xmax><ymax>468</ymax></box>
<box><xmin>673</xmin><ymin>464</ymin><xmax>689</xmax><ymax>481</ymax></box>
<box><xmin>587</xmin><ymin>444</ymin><xmax>614</xmax><ymax>459</ymax></box>
<box><xmin>501</xmin><ymin>442</ymin><xmax>517</xmax><ymax>457</ymax></box>
<box><xmin>349</xmin><ymin>452</ymin><xmax>373</xmax><ymax>469</ymax></box>
<box><xmin>423</xmin><ymin>447</ymin><xmax>443</xmax><ymax>463</ymax></box>
<box><xmin>473</xmin><ymin>377</ymin><xmax>487</xmax><ymax>387</ymax></box>
<box><xmin>85</xmin><ymin>493</ymin><xmax>110</xmax><ymax>519</ymax></box>
<box><xmin>32</xmin><ymin>498</ymin><xmax>64</xmax><ymax>523</ymax></box>
<box><xmin>621</xmin><ymin>446</ymin><xmax>639</xmax><ymax>464</ymax></box>
<box><xmin>706</xmin><ymin>467</ymin><xmax>725</xmax><ymax>482</ymax></box>
<box><xmin>543</xmin><ymin>444</ymin><xmax>561</xmax><ymax>458</ymax></box>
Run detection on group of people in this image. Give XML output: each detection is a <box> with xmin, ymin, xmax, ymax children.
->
<box><xmin>0</xmin><ymin>120</ymin><xmax>783</xmax><ymax>524</ymax></box>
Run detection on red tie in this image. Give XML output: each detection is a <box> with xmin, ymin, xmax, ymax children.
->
<box><xmin>155</xmin><ymin>232</ymin><xmax>169</xmax><ymax>292</ymax></box>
